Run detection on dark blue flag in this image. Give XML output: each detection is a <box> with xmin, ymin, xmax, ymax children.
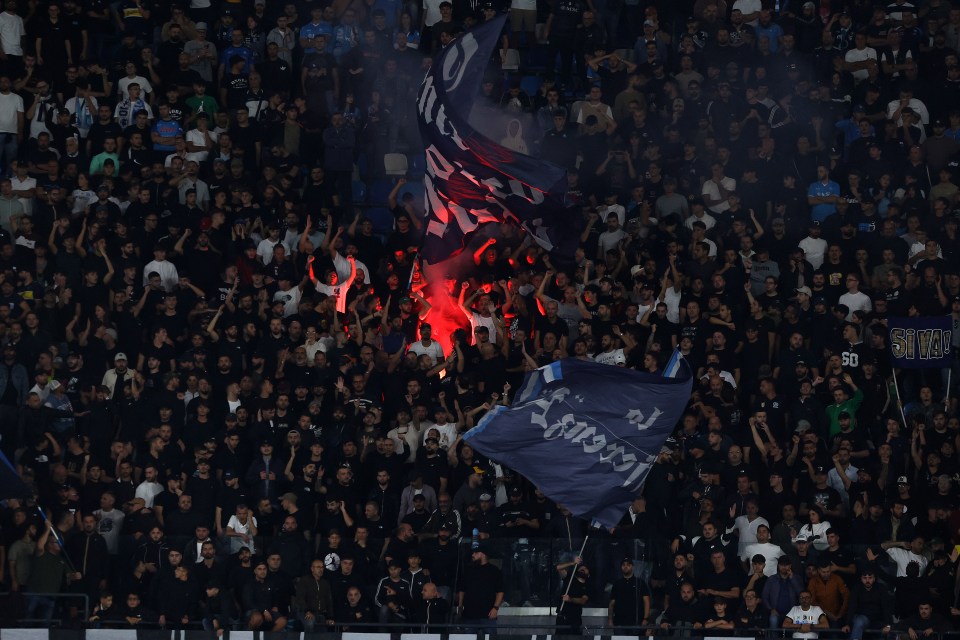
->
<box><xmin>0</xmin><ymin>449</ymin><xmax>32</xmax><ymax>500</ymax></box>
<box><xmin>463</xmin><ymin>359</ymin><xmax>693</xmax><ymax>528</ymax></box>
<box><xmin>416</xmin><ymin>15</ymin><xmax>579</xmax><ymax>265</ymax></box>
<box><xmin>888</xmin><ymin>316</ymin><xmax>953</xmax><ymax>369</ymax></box>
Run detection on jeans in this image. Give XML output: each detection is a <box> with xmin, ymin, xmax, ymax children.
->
<box><xmin>849</xmin><ymin>614</ymin><xmax>870</xmax><ymax>640</ymax></box>
<box><xmin>24</xmin><ymin>595</ymin><xmax>56</xmax><ymax>622</ymax></box>
<box><xmin>462</xmin><ymin>617</ymin><xmax>497</xmax><ymax>634</ymax></box>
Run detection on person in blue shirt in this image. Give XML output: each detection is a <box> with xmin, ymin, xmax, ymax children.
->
<box><xmin>807</xmin><ymin>164</ymin><xmax>840</xmax><ymax>223</ymax></box>
<box><xmin>151</xmin><ymin>103</ymin><xmax>184</xmax><ymax>155</ymax></box>
<box><xmin>300</xmin><ymin>6</ymin><xmax>335</xmax><ymax>54</ymax></box>
<box><xmin>218</xmin><ymin>27</ymin><xmax>255</xmax><ymax>81</ymax></box>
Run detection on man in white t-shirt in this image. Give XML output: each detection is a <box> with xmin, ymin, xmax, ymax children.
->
<box><xmin>837</xmin><ymin>273</ymin><xmax>871</xmax><ymax>320</ymax></box>
<box><xmin>407</xmin><ymin>322</ymin><xmax>444</xmax><ymax>363</ymax></box>
<box><xmin>0</xmin><ymin>76</ymin><xmax>23</xmax><ymax>175</ymax></box>
<box><xmin>867</xmin><ymin>536</ymin><xmax>928</xmax><ymax>576</ymax></box>
<box><xmin>0</xmin><ymin>2</ymin><xmax>25</xmax><ymax>60</ymax></box>
<box><xmin>742</xmin><ymin>524</ymin><xmax>784</xmax><ymax>576</ymax></box>
<box><xmin>458</xmin><ymin>285</ymin><xmax>498</xmax><ymax>345</ymax></box>
<box><xmin>782</xmin><ymin>591</ymin><xmax>828</xmax><ymax>639</ymax></box>
<box><xmin>732</xmin><ymin>0</ymin><xmax>761</xmax><ymax>26</ymax></box>
<box><xmin>842</xmin><ymin>33</ymin><xmax>877</xmax><ymax>82</ymax></box>
<box><xmin>117</xmin><ymin>62</ymin><xmax>153</xmax><ymax>101</ymax></box>
<box><xmin>798</xmin><ymin>223</ymin><xmax>827</xmax><ymax>269</ymax></box>
<box><xmin>10</xmin><ymin>161</ymin><xmax>36</xmax><ymax>216</ymax></box>
<box><xmin>272</xmin><ymin>273</ymin><xmax>308</xmax><ymax>317</ymax></box>
<box><xmin>308</xmin><ymin>253</ymin><xmax>356</xmax><ymax>314</ymax></box>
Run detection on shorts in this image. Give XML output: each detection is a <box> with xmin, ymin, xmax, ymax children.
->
<box><xmin>510</xmin><ymin>8</ymin><xmax>537</xmax><ymax>32</ymax></box>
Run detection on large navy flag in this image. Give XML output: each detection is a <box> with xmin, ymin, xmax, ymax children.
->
<box><xmin>0</xmin><ymin>449</ymin><xmax>32</xmax><ymax>500</ymax></box>
<box><xmin>416</xmin><ymin>15</ymin><xmax>578</xmax><ymax>264</ymax></box>
<box><xmin>463</xmin><ymin>359</ymin><xmax>693</xmax><ymax>528</ymax></box>
<box><xmin>888</xmin><ymin>316</ymin><xmax>953</xmax><ymax>369</ymax></box>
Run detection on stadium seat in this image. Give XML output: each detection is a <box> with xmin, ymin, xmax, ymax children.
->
<box><xmin>408</xmin><ymin>153</ymin><xmax>427</xmax><ymax>178</ymax></box>
<box><xmin>501</xmin><ymin>48</ymin><xmax>521</xmax><ymax>71</ymax></box>
<box><xmin>520</xmin><ymin>74</ymin><xmax>543</xmax><ymax>97</ymax></box>
<box><xmin>383</xmin><ymin>153</ymin><xmax>408</xmax><ymax>177</ymax></box>
<box><xmin>351</xmin><ymin>180</ymin><xmax>367</xmax><ymax>203</ymax></box>
<box><xmin>365</xmin><ymin>206</ymin><xmax>396</xmax><ymax>240</ymax></box>
<box><xmin>368</xmin><ymin>179</ymin><xmax>394</xmax><ymax>206</ymax></box>
<box><xmin>356</xmin><ymin>153</ymin><xmax>369</xmax><ymax>180</ymax></box>
<box><xmin>397</xmin><ymin>181</ymin><xmax>423</xmax><ymax>203</ymax></box>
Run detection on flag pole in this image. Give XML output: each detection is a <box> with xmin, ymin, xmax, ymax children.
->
<box><xmin>558</xmin><ymin>535</ymin><xmax>590</xmax><ymax>613</ymax></box>
<box><xmin>35</xmin><ymin>504</ymin><xmax>79</xmax><ymax>574</ymax></box>
<box><xmin>0</xmin><ymin>450</ymin><xmax>79</xmax><ymax>574</ymax></box>
<box><xmin>945</xmin><ymin>368</ymin><xmax>952</xmax><ymax>410</ymax></box>
<box><xmin>892</xmin><ymin>368</ymin><xmax>909</xmax><ymax>431</ymax></box>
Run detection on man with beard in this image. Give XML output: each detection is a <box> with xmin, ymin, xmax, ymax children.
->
<box><xmin>555</xmin><ymin>556</ymin><xmax>590</xmax><ymax>634</ymax></box>
<box><xmin>457</xmin><ymin>543</ymin><xmax>503</xmax><ymax>630</ymax></box>
<box><xmin>609</xmin><ymin>557</ymin><xmax>651</xmax><ymax>627</ymax></box>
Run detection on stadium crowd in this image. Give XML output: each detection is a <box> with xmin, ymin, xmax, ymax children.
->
<box><xmin>0</xmin><ymin>0</ymin><xmax>959</xmax><ymax>636</ymax></box>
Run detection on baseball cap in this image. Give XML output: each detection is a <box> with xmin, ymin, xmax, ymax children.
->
<box><xmin>114</xmin><ymin>352</ymin><xmax>128</xmax><ymax>362</ymax></box>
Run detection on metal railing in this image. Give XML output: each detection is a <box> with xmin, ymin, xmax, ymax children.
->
<box><xmin>0</xmin><ymin>591</ymin><xmax>90</xmax><ymax>625</ymax></box>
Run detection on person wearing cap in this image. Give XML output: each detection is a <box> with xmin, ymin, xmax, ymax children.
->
<box><xmin>608</xmin><ymin>556</ymin><xmax>651</xmax><ymax>627</ymax></box>
<box><xmin>457</xmin><ymin>541</ymin><xmax>504</xmax><ymax>628</ymax></box>
<box><xmin>554</xmin><ymin>555</ymin><xmax>589</xmax><ymax>633</ymax></box>
<box><xmin>100</xmin><ymin>351</ymin><xmax>134</xmax><ymax>400</ymax></box>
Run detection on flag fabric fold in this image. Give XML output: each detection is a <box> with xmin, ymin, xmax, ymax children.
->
<box><xmin>0</xmin><ymin>450</ymin><xmax>32</xmax><ymax>500</ymax></box>
<box><xmin>463</xmin><ymin>358</ymin><xmax>693</xmax><ymax>528</ymax></box>
<box><xmin>416</xmin><ymin>15</ymin><xmax>578</xmax><ymax>264</ymax></box>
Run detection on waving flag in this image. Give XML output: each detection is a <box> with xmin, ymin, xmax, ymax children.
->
<box><xmin>888</xmin><ymin>316</ymin><xmax>953</xmax><ymax>368</ymax></box>
<box><xmin>0</xmin><ymin>450</ymin><xmax>32</xmax><ymax>500</ymax></box>
<box><xmin>416</xmin><ymin>15</ymin><xmax>578</xmax><ymax>264</ymax></box>
<box><xmin>464</xmin><ymin>358</ymin><xmax>693</xmax><ymax>528</ymax></box>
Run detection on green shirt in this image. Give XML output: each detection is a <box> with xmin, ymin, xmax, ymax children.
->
<box><xmin>27</xmin><ymin>550</ymin><xmax>69</xmax><ymax>594</ymax></box>
<box><xmin>826</xmin><ymin>388</ymin><xmax>864</xmax><ymax>436</ymax></box>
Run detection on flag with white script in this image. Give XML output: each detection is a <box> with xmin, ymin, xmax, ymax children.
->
<box><xmin>415</xmin><ymin>15</ymin><xmax>579</xmax><ymax>265</ymax></box>
<box><xmin>463</xmin><ymin>357</ymin><xmax>692</xmax><ymax>528</ymax></box>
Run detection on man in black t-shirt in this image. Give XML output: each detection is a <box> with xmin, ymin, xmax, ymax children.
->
<box><xmin>609</xmin><ymin>557</ymin><xmax>652</xmax><ymax>627</ymax></box>
<box><xmin>457</xmin><ymin>544</ymin><xmax>504</xmax><ymax>628</ymax></box>
<box><xmin>555</xmin><ymin>557</ymin><xmax>590</xmax><ymax>633</ymax></box>
<box><xmin>698</xmin><ymin>549</ymin><xmax>744</xmax><ymax>601</ymax></box>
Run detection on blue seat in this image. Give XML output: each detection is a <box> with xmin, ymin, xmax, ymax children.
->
<box><xmin>408</xmin><ymin>153</ymin><xmax>427</xmax><ymax>178</ymax></box>
<box><xmin>356</xmin><ymin>153</ymin><xmax>369</xmax><ymax>180</ymax></box>
<box><xmin>397</xmin><ymin>181</ymin><xmax>423</xmax><ymax>203</ymax></box>
<box><xmin>368</xmin><ymin>179</ymin><xmax>394</xmax><ymax>206</ymax></box>
<box><xmin>520</xmin><ymin>74</ymin><xmax>543</xmax><ymax>97</ymax></box>
<box><xmin>351</xmin><ymin>180</ymin><xmax>367</xmax><ymax>203</ymax></box>
<box><xmin>365</xmin><ymin>207</ymin><xmax>396</xmax><ymax>238</ymax></box>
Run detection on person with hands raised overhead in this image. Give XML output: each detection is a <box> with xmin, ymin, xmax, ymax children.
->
<box><xmin>307</xmin><ymin>251</ymin><xmax>356</xmax><ymax>314</ymax></box>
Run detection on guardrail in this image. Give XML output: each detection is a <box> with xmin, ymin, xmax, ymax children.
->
<box><xmin>0</xmin><ymin>591</ymin><xmax>90</xmax><ymax>624</ymax></box>
<box><xmin>0</xmin><ymin>623</ymin><xmax>949</xmax><ymax>638</ymax></box>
